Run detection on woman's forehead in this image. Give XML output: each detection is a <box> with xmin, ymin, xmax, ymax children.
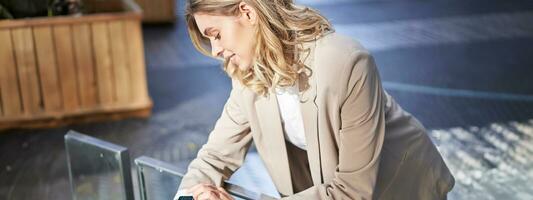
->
<box><xmin>195</xmin><ymin>14</ymin><xmax>239</xmax><ymax>36</ymax></box>
<box><xmin>194</xmin><ymin>14</ymin><xmax>227</xmax><ymax>25</ymax></box>
<box><xmin>194</xmin><ymin>14</ymin><xmax>222</xmax><ymax>33</ymax></box>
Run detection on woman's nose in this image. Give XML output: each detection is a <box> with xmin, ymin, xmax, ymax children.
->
<box><xmin>211</xmin><ymin>44</ymin><xmax>223</xmax><ymax>58</ymax></box>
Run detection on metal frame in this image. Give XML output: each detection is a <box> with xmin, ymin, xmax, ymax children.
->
<box><xmin>65</xmin><ymin>130</ymin><xmax>134</xmax><ymax>200</ymax></box>
<box><xmin>135</xmin><ymin>156</ymin><xmax>277</xmax><ymax>200</ymax></box>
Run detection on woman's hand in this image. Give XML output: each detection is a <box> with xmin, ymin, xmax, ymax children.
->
<box><xmin>187</xmin><ymin>183</ymin><xmax>233</xmax><ymax>200</ymax></box>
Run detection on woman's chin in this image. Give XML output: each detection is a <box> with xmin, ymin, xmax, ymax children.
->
<box><xmin>237</xmin><ymin>64</ymin><xmax>251</xmax><ymax>71</ymax></box>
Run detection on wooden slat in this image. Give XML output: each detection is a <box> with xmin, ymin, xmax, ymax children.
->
<box><xmin>0</xmin><ymin>83</ymin><xmax>2</xmax><ymax>116</ymax></box>
<box><xmin>11</xmin><ymin>27</ymin><xmax>42</xmax><ymax>114</ymax></box>
<box><xmin>124</xmin><ymin>20</ymin><xmax>149</xmax><ymax>104</ymax></box>
<box><xmin>0</xmin><ymin>13</ymin><xmax>140</xmax><ymax>29</ymax></box>
<box><xmin>72</xmin><ymin>23</ymin><xmax>98</xmax><ymax>108</ymax></box>
<box><xmin>91</xmin><ymin>22</ymin><xmax>115</xmax><ymax>105</ymax></box>
<box><xmin>145</xmin><ymin>0</ymin><xmax>159</xmax><ymax>21</ymax></box>
<box><xmin>108</xmin><ymin>21</ymin><xmax>131</xmax><ymax>104</ymax></box>
<box><xmin>33</xmin><ymin>26</ymin><xmax>62</xmax><ymax>112</ymax></box>
<box><xmin>53</xmin><ymin>25</ymin><xmax>80</xmax><ymax>111</ymax></box>
<box><xmin>0</xmin><ymin>30</ymin><xmax>22</xmax><ymax>116</ymax></box>
<box><xmin>134</xmin><ymin>0</ymin><xmax>175</xmax><ymax>22</ymax></box>
<box><xmin>0</xmin><ymin>105</ymin><xmax>151</xmax><ymax>131</ymax></box>
<box><xmin>138</xmin><ymin>0</ymin><xmax>176</xmax><ymax>22</ymax></box>
<box><xmin>161</xmin><ymin>0</ymin><xmax>176</xmax><ymax>21</ymax></box>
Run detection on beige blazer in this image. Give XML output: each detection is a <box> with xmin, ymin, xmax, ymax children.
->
<box><xmin>178</xmin><ymin>32</ymin><xmax>455</xmax><ymax>200</ymax></box>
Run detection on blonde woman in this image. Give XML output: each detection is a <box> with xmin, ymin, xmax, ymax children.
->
<box><xmin>175</xmin><ymin>0</ymin><xmax>455</xmax><ymax>199</ymax></box>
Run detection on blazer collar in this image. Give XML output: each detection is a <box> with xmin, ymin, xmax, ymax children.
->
<box><xmin>254</xmin><ymin>39</ymin><xmax>321</xmax><ymax>195</ymax></box>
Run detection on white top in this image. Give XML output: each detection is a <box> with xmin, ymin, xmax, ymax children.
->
<box><xmin>275</xmin><ymin>82</ymin><xmax>308</xmax><ymax>150</ymax></box>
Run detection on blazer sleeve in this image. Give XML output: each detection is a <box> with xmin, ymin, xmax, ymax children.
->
<box><xmin>284</xmin><ymin>50</ymin><xmax>386</xmax><ymax>200</ymax></box>
<box><xmin>177</xmin><ymin>80</ymin><xmax>253</xmax><ymax>191</ymax></box>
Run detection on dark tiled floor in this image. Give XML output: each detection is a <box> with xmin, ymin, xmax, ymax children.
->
<box><xmin>1</xmin><ymin>0</ymin><xmax>533</xmax><ymax>199</ymax></box>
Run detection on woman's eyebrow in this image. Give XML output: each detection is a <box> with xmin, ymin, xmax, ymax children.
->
<box><xmin>203</xmin><ymin>27</ymin><xmax>216</xmax><ymax>37</ymax></box>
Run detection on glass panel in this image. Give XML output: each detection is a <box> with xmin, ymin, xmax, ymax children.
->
<box><xmin>135</xmin><ymin>156</ymin><xmax>273</xmax><ymax>200</ymax></box>
<box><xmin>65</xmin><ymin>130</ymin><xmax>134</xmax><ymax>200</ymax></box>
<box><xmin>136</xmin><ymin>157</ymin><xmax>182</xmax><ymax>200</ymax></box>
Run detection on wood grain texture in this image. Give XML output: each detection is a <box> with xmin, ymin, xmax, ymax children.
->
<box><xmin>11</xmin><ymin>27</ymin><xmax>42</xmax><ymax>114</ymax></box>
<box><xmin>0</xmin><ymin>0</ymin><xmax>151</xmax><ymax>130</ymax></box>
<box><xmin>108</xmin><ymin>21</ymin><xmax>131</xmax><ymax>104</ymax></box>
<box><xmin>91</xmin><ymin>22</ymin><xmax>115</xmax><ymax>105</ymax></box>
<box><xmin>53</xmin><ymin>25</ymin><xmax>80</xmax><ymax>111</ymax></box>
<box><xmin>72</xmin><ymin>23</ymin><xmax>98</xmax><ymax>108</ymax></box>
<box><xmin>0</xmin><ymin>29</ymin><xmax>22</xmax><ymax>116</ymax></box>
<box><xmin>33</xmin><ymin>26</ymin><xmax>62</xmax><ymax>112</ymax></box>
<box><xmin>0</xmin><ymin>83</ymin><xmax>2</xmax><ymax>115</ymax></box>
<box><xmin>124</xmin><ymin>20</ymin><xmax>149</xmax><ymax>104</ymax></box>
<box><xmin>134</xmin><ymin>0</ymin><xmax>175</xmax><ymax>22</ymax></box>
<box><xmin>0</xmin><ymin>106</ymin><xmax>150</xmax><ymax>130</ymax></box>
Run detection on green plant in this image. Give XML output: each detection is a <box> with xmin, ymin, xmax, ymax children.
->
<box><xmin>0</xmin><ymin>3</ymin><xmax>14</xmax><ymax>19</ymax></box>
<box><xmin>0</xmin><ymin>0</ymin><xmax>49</xmax><ymax>18</ymax></box>
<box><xmin>49</xmin><ymin>0</ymin><xmax>83</xmax><ymax>16</ymax></box>
<box><xmin>0</xmin><ymin>0</ymin><xmax>83</xmax><ymax>19</ymax></box>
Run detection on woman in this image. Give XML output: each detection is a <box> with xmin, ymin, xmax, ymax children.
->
<box><xmin>175</xmin><ymin>0</ymin><xmax>455</xmax><ymax>199</ymax></box>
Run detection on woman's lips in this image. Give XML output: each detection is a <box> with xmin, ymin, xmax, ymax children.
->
<box><xmin>224</xmin><ymin>53</ymin><xmax>234</xmax><ymax>60</ymax></box>
<box><xmin>228</xmin><ymin>54</ymin><xmax>237</xmax><ymax>64</ymax></box>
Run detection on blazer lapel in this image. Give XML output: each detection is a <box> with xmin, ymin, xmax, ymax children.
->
<box><xmin>254</xmin><ymin>93</ymin><xmax>294</xmax><ymax>195</ymax></box>
<box><xmin>298</xmin><ymin>40</ymin><xmax>323</xmax><ymax>186</ymax></box>
<box><xmin>253</xmin><ymin>39</ymin><xmax>322</xmax><ymax>195</ymax></box>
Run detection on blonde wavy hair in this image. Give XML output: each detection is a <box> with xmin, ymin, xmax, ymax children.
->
<box><xmin>186</xmin><ymin>0</ymin><xmax>333</xmax><ymax>96</ymax></box>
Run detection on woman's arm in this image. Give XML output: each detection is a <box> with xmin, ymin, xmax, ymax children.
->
<box><xmin>285</xmin><ymin>50</ymin><xmax>386</xmax><ymax>200</ymax></box>
<box><xmin>176</xmin><ymin>80</ymin><xmax>253</xmax><ymax>194</ymax></box>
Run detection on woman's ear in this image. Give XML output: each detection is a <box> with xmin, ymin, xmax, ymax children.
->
<box><xmin>238</xmin><ymin>1</ymin><xmax>257</xmax><ymax>25</ymax></box>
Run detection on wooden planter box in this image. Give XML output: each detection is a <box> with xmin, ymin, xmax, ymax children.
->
<box><xmin>0</xmin><ymin>0</ymin><xmax>152</xmax><ymax>131</ymax></box>
<box><xmin>134</xmin><ymin>0</ymin><xmax>176</xmax><ymax>23</ymax></box>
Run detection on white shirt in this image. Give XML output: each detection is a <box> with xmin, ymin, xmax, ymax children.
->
<box><xmin>275</xmin><ymin>82</ymin><xmax>307</xmax><ymax>150</ymax></box>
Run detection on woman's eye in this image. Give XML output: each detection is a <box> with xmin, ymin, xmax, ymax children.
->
<box><xmin>215</xmin><ymin>33</ymin><xmax>221</xmax><ymax>40</ymax></box>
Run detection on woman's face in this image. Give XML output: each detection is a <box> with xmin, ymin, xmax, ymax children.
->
<box><xmin>193</xmin><ymin>3</ymin><xmax>257</xmax><ymax>71</ymax></box>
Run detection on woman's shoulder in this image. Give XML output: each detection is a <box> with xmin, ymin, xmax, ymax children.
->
<box><xmin>314</xmin><ymin>32</ymin><xmax>369</xmax><ymax>57</ymax></box>
<box><xmin>311</xmin><ymin>32</ymin><xmax>379</xmax><ymax>97</ymax></box>
<box><xmin>313</xmin><ymin>32</ymin><xmax>373</xmax><ymax>71</ymax></box>
<box><xmin>312</xmin><ymin>32</ymin><xmax>375</xmax><ymax>78</ymax></box>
